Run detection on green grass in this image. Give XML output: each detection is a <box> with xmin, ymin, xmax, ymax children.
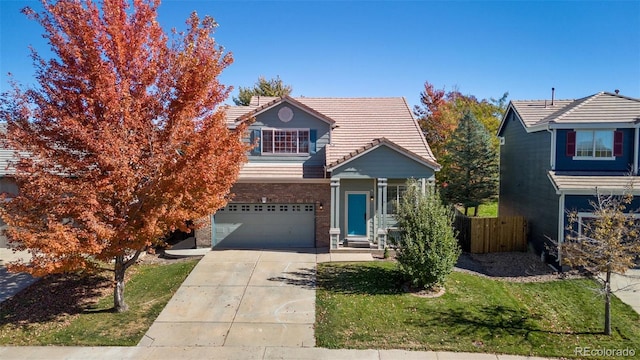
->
<box><xmin>0</xmin><ymin>259</ymin><xmax>198</xmax><ymax>346</ymax></box>
<box><xmin>316</xmin><ymin>262</ymin><xmax>640</xmax><ymax>358</ymax></box>
<box><xmin>455</xmin><ymin>201</ymin><xmax>498</xmax><ymax>217</ymax></box>
<box><xmin>475</xmin><ymin>201</ymin><xmax>498</xmax><ymax>217</ymax></box>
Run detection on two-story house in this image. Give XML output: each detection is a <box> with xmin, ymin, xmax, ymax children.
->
<box><xmin>195</xmin><ymin>96</ymin><xmax>440</xmax><ymax>251</ymax></box>
<box><xmin>497</xmin><ymin>91</ymin><xmax>640</xmax><ymax>268</ymax></box>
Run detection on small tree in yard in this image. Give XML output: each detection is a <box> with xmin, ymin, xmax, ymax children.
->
<box><xmin>0</xmin><ymin>0</ymin><xmax>249</xmax><ymax>312</ymax></box>
<box><xmin>560</xmin><ymin>189</ymin><xmax>640</xmax><ymax>335</ymax></box>
<box><xmin>391</xmin><ymin>179</ymin><xmax>460</xmax><ymax>290</ymax></box>
<box><xmin>442</xmin><ymin>111</ymin><xmax>498</xmax><ymax>216</ymax></box>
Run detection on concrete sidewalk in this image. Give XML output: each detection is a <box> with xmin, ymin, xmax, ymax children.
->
<box><xmin>0</xmin><ymin>346</ymin><xmax>554</xmax><ymax>359</ymax></box>
<box><xmin>610</xmin><ymin>269</ymin><xmax>640</xmax><ymax>314</ymax></box>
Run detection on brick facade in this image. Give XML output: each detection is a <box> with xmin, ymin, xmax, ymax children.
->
<box><xmin>195</xmin><ymin>181</ymin><xmax>331</xmax><ymax>248</ymax></box>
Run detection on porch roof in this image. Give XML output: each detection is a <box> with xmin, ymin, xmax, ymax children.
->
<box><xmin>327</xmin><ymin>137</ymin><xmax>440</xmax><ymax>172</ymax></box>
<box><xmin>547</xmin><ymin>171</ymin><xmax>640</xmax><ymax>195</ymax></box>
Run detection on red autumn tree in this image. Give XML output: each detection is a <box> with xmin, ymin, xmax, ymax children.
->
<box><xmin>413</xmin><ymin>81</ymin><xmax>508</xmax><ymax>159</ymax></box>
<box><xmin>0</xmin><ymin>0</ymin><xmax>249</xmax><ymax>312</ymax></box>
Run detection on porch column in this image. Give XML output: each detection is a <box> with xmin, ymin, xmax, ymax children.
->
<box><xmin>376</xmin><ymin>178</ymin><xmax>388</xmax><ymax>249</ymax></box>
<box><xmin>330</xmin><ymin>179</ymin><xmax>341</xmax><ymax>249</ymax></box>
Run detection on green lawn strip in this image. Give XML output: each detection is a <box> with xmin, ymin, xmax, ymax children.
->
<box><xmin>476</xmin><ymin>201</ymin><xmax>498</xmax><ymax>217</ymax></box>
<box><xmin>316</xmin><ymin>262</ymin><xmax>640</xmax><ymax>358</ymax></box>
<box><xmin>454</xmin><ymin>201</ymin><xmax>498</xmax><ymax>218</ymax></box>
<box><xmin>0</xmin><ymin>259</ymin><xmax>198</xmax><ymax>346</ymax></box>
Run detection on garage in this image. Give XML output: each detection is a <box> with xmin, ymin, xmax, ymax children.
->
<box><xmin>213</xmin><ymin>203</ymin><xmax>315</xmax><ymax>248</ymax></box>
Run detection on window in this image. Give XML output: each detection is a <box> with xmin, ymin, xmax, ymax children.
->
<box><xmin>577</xmin><ymin>212</ymin><xmax>640</xmax><ymax>237</ymax></box>
<box><xmin>567</xmin><ymin>130</ymin><xmax>623</xmax><ymax>159</ymax></box>
<box><xmin>387</xmin><ymin>185</ymin><xmax>406</xmax><ymax>214</ymax></box>
<box><xmin>262</xmin><ymin>129</ymin><xmax>310</xmax><ymax>154</ymax></box>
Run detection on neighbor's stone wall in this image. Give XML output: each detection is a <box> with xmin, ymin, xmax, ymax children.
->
<box><xmin>194</xmin><ymin>217</ymin><xmax>212</xmax><ymax>248</ymax></box>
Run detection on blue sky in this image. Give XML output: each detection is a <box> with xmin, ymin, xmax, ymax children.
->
<box><xmin>1</xmin><ymin>0</ymin><xmax>639</xmax><ymax>109</ymax></box>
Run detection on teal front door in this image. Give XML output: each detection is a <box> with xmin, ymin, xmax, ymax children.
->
<box><xmin>347</xmin><ymin>193</ymin><xmax>367</xmax><ymax>236</ymax></box>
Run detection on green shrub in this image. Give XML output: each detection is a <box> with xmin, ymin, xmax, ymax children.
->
<box><xmin>391</xmin><ymin>179</ymin><xmax>460</xmax><ymax>290</ymax></box>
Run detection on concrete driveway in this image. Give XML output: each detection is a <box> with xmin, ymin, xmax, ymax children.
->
<box><xmin>139</xmin><ymin>249</ymin><xmax>317</xmax><ymax>348</ymax></box>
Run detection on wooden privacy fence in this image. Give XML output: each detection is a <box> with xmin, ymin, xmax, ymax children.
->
<box><xmin>453</xmin><ymin>215</ymin><xmax>527</xmax><ymax>253</ymax></box>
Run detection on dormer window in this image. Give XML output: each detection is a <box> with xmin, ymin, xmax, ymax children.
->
<box><xmin>566</xmin><ymin>130</ymin><xmax>623</xmax><ymax>159</ymax></box>
<box><xmin>262</xmin><ymin>129</ymin><xmax>310</xmax><ymax>154</ymax></box>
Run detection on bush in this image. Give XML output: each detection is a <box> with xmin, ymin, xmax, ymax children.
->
<box><xmin>391</xmin><ymin>179</ymin><xmax>460</xmax><ymax>290</ymax></box>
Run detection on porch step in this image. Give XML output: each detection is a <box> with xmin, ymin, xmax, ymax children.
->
<box><xmin>344</xmin><ymin>237</ymin><xmax>372</xmax><ymax>248</ymax></box>
<box><xmin>331</xmin><ymin>247</ymin><xmax>375</xmax><ymax>254</ymax></box>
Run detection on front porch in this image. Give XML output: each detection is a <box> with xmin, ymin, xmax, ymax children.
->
<box><xmin>324</xmin><ymin>137</ymin><xmax>440</xmax><ymax>252</ymax></box>
<box><xmin>328</xmin><ymin>177</ymin><xmax>432</xmax><ymax>251</ymax></box>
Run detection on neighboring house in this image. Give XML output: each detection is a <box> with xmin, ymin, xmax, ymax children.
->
<box><xmin>195</xmin><ymin>96</ymin><xmax>440</xmax><ymax>250</ymax></box>
<box><xmin>0</xmin><ymin>126</ymin><xmax>18</xmax><ymax>248</ymax></box>
<box><xmin>497</xmin><ymin>91</ymin><xmax>640</xmax><ymax>268</ymax></box>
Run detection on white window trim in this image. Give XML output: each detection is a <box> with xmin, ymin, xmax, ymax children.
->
<box><xmin>261</xmin><ymin>128</ymin><xmax>310</xmax><ymax>155</ymax></box>
<box><xmin>387</xmin><ymin>185</ymin><xmax>407</xmax><ymax>214</ymax></box>
<box><xmin>576</xmin><ymin>211</ymin><xmax>640</xmax><ymax>236</ymax></box>
<box><xmin>572</xmin><ymin>129</ymin><xmax>616</xmax><ymax>161</ymax></box>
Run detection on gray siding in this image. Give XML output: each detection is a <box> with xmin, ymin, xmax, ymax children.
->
<box><xmin>247</xmin><ymin>103</ymin><xmax>330</xmax><ymax>166</ymax></box>
<box><xmin>499</xmin><ymin>111</ymin><xmax>559</xmax><ymax>255</ymax></box>
<box><xmin>331</xmin><ymin>146</ymin><xmax>436</xmax><ymax>179</ymax></box>
<box><xmin>0</xmin><ymin>177</ymin><xmax>17</xmax><ymax>248</ymax></box>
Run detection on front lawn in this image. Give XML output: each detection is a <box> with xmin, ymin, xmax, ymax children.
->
<box><xmin>0</xmin><ymin>258</ymin><xmax>198</xmax><ymax>345</ymax></box>
<box><xmin>316</xmin><ymin>262</ymin><xmax>640</xmax><ymax>358</ymax></box>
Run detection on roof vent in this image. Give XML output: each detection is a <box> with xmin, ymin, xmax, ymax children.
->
<box><xmin>615</xmin><ymin>89</ymin><xmax>620</xmax><ymax>95</ymax></box>
<box><xmin>551</xmin><ymin>87</ymin><xmax>555</xmax><ymax>106</ymax></box>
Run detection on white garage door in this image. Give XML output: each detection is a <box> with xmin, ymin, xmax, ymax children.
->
<box><xmin>213</xmin><ymin>203</ymin><xmax>315</xmax><ymax>248</ymax></box>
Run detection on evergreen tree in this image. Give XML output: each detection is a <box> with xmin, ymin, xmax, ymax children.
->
<box><xmin>442</xmin><ymin>111</ymin><xmax>499</xmax><ymax>215</ymax></box>
<box><xmin>233</xmin><ymin>76</ymin><xmax>292</xmax><ymax>105</ymax></box>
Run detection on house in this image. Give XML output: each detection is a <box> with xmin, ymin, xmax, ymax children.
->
<box><xmin>497</xmin><ymin>91</ymin><xmax>640</xmax><ymax>267</ymax></box>
<box><xmin>194</xmin><ymin>96</ymin><xmax>441</xmax><ymax>250</ymax></box>
<box><xmin>0</xmin><ymin>127</ymin><xmax>18</xmax><ymax>248</ymax></box>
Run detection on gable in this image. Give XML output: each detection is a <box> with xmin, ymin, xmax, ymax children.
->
<box><xmin>330</xmin><ymin>144</ymin><xmax>436</xmax><ymax>179</ymax></box>
<box><xmin>252</xmin><ymin>103</ymin><xmax>332</xmax><ymax>131</ymax></box>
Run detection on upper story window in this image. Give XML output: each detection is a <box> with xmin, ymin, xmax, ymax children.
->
<box><xmin>566</xmin><ymin>130</ymin><xmax>623</xmax><ymax>159</ymax></box>
<box><xmin>262</xmin><ymin>129</ymin><xmax>309</xmax><ymax>154</ymax></box>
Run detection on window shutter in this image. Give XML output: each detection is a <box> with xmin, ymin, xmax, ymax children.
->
<box><xmin>309</xmin><ymin>129</ymin><xmax>317</xmax><ymax>154</ymax></box>
<box><xmin>614</xmin><ymin>130</ymin><xmax>624</xmax><ymax>157</ymax></box>
<box><xmin>566</xmin><ymin>131</ymin><xmax>576</xmax><ymax>156</ymax></box>
<box><xmin>250</xmin><ymin>129</ymin><xmax>261</xmax><ymax>155</ymax></box>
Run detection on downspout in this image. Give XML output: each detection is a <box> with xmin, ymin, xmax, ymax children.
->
<box><xmin>546</xmin><ymin>127</ymin><xmax>556</xmax><ymax>170</ymax></box>
<box><xmin>634</xmin><ymin>125</ymin><xmax>639</xmax><ymax>175</ymax></box>
<box><xmin>557</xmin><ymin>193</ymin><xmax>565</xmax><ymax>266</ymax></box>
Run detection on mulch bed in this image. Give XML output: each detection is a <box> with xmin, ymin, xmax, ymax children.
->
<box><xmin>454</xmin><ymin>252</ymin><xmax>583</xmax><ymax>283</ymax></box>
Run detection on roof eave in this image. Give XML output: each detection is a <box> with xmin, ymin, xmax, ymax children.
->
<box><xmin>234</xmin><ymin>96</ymin><xmax>337</xmax><ymax>126</ymax></box>
<box><xmin>547</xmin><ymin>121</ymin><xmax>639</xmax><ymax>130</ymax></box>
<box><xmin>327</xmin><ymin>140</ymin><xmax>440</xmax><ymax>172</ymax></box>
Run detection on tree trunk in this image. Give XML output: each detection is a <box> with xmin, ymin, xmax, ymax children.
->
<box><xmin>604</xmin><ymin>269</ymin><xmax>612</xmax><ymax>335</ymax></box>
<box><xmin>114</xmin><ymin>255</ymin><xmax>128</xmax><ymax>313</ymax></box>
<box><xmin>464</xmin><ymin>206</ymin><xmax>468</xmax><ymax>216</ymax></box>
<box><xmin>473</xmin><ymin>206</ymin><xmax>478</xmax><ymax>216</ymax></box>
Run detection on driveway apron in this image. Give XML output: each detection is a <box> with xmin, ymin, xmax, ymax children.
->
<box><xmin>139</xmin><ymin>249</ymin><xmax>316</xmax><ymax>348</ymax></box>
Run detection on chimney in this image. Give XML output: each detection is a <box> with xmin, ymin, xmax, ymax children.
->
<box><xmin>551</xmin><ymin>87</ymin><xmax>555</xmax><ymax>106</ymax></box>
<box><xmin>615</xmin><ymin>89</ymin><xmax>620</xmax><ymax>95</ymax></box>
